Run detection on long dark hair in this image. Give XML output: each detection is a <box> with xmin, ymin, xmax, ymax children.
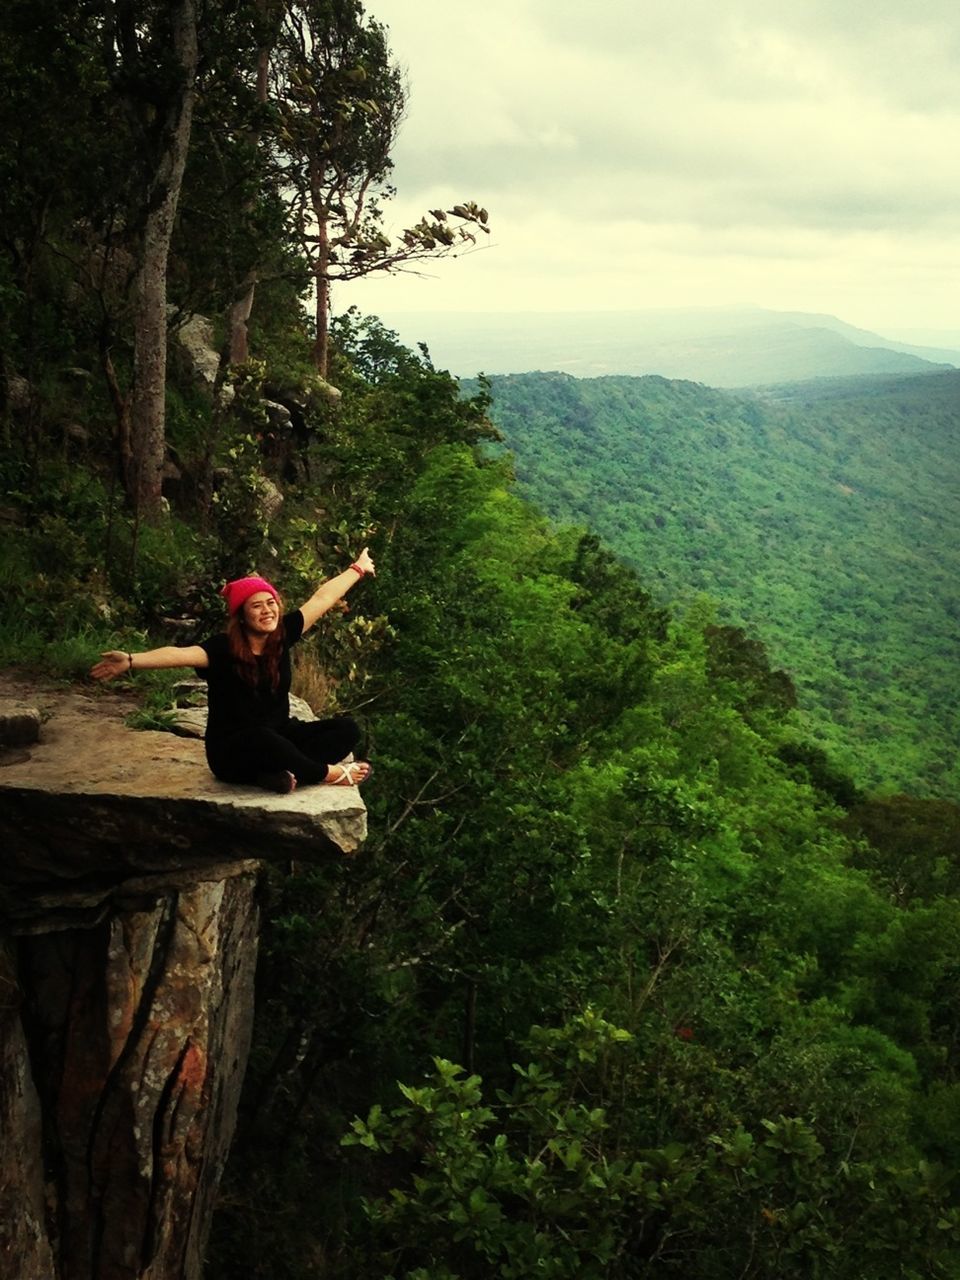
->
<box><xmin>226</xmin><ymin>600</ymin><xmax>285</xmax><ymax>690</ymax></box>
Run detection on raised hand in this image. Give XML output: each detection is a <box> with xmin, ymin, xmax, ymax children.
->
<box><xmin>354</xmin><ymin>546</ymin><xmax>376</xmax><ymax>576</ymax></box>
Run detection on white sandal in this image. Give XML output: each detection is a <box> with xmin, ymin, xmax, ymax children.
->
<box><xmin>328</xmin><ymin>761</ymin><xmax>372</xmax><ymax>786</ymax></box>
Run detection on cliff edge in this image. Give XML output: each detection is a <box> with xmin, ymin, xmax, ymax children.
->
<box><xmin>0</xmin><ymin>680</ymin><xmax>367</xmax><ymax>1280</ymax></box>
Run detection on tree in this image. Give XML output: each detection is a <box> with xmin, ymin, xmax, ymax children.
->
<box><xmin>0</xmin><ymin>1</ymin><xmax>118</xmax><ymax>450</ymax></box>
<box><xmin>211</xmin><ymin>0</ymin><xmax>288</xmax><ymax>366</ymax></box>
<box><xmin>0</xmin><ymin>0</ymin><xmax>200</xmax><ymax>520</ymax></box>
<box><xmin>270</xmin><ymin>0</ymin><xmax>489</xmax><ymax>376</ymax></box>
<box><xmin>103</xmin><ymin>0</ymin><xmax>200</xmax><ymax>520</ymax></box>
<box><xmin>843</xmin><ymin>795</ymin><xmax>960</xmax><ymax>905</ymax></box>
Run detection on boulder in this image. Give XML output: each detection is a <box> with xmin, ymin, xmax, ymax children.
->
<box><xmin>0</xmin><ymin>698</ymin><xmax>41</xmax><ymax>746</ymax></box>
<box><xmin>170</xmin><ymin>688</ymin><xmax>315</xmax><ymax>740</ymax></box>
<box><xmin>263</xmin><ymin>398</ymin><xmax>293</xmax><ymax>428</ymax></box>
<box><xmin>5</xmin><ymin>372</ymin><xmax>32</xmax><ymax>414</ymax></box>
<box><xmin>171</xmin><ymin>314</ymin><xmax>233</xmax><ymax>405</ymax></box>
<box><xmin>254</xmin><ymin>472</ymin><xmax>284</xmax><ymax>523</ymax></box>
<box><xmin>309</xmin><ymin>375</ymin><xmax>342</xmax><ymax>404</ymax></box>
<box><xmin>172</xmin><ymin>314</ymin><xmax>220</xmax><ymax>389</ymax></box>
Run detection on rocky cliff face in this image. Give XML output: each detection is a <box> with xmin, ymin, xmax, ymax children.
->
<box><xmin>0</xmin><ymin>685</ymin><xmax>366</xmax><ymax>1280</ymax></box>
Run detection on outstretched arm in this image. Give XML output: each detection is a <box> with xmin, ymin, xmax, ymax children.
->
<box><xmin>299</xmin><ymin>546</ymin><xmax>376</xmax><ymax>634</ymax></box>
<box><xmin>90</xmin><ymin>645</ymin><xmax>209</xmax><ymax>681</ymax></box>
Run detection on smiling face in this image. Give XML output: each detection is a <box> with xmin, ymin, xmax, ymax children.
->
<box><xmin>242</xmin><ymin>590</ymin><xmax>280</xmax><ymax>635</ymax></box>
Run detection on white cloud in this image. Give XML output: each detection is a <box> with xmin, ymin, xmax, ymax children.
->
<box><xmin>345</xmin><ymin>0</ymin><xmax>960</xmax><ymax>330</ymax></box>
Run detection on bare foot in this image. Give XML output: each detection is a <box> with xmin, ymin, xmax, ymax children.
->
<box><xmin>324</xmin><ymin>761</ymin><xmax>372</xmax><ymax>786</ymax></box>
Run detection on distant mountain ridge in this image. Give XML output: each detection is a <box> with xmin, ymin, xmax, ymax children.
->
<box><xmin>769</xmin><ymin>310</ymin><xmax>960</xmax><ymax>367</ymax></box>
<box><xmin>373</xmin><ymin>306</ymin><xmax>959</xmax><ymax>388</ymax></box>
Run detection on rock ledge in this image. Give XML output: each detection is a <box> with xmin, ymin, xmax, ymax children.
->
<box><xmin>0</xmin><ymin>679</ymin><xmax>368</xmax><ymax>1280</ymax></box>
<box><xmin>0</xmin><ymin>687</ymin><xmax>366</xmax><ymax>918</ymax></box>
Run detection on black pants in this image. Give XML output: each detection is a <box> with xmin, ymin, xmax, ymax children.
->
<box><xmin>206</xmin><ymin>716</ymin><xmax>361</xmax><ymax>786</ymax></box>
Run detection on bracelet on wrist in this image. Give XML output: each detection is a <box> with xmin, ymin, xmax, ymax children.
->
<box><xmin>127</xmin><ymin>652</ymin><xmax>134</xmax><ymax>672</ymax></box>
<box><xmin>349</xmin><ymin>562</ymin><xmax>365</xmax><ymax>577</ymax></box>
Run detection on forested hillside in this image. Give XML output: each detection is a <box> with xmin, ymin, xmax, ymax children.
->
<box><xmin>2</xmin><ymin>4</ymin><xmax>960</xmax><ymax>1279</ymax></box>
<box><xmin>476</xmin><ymin>370</ymin><xmax>960</xmax><ymax>797</ymax></box>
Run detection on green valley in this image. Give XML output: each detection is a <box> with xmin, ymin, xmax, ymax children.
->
<box><xmin>477</xmin><ymin>369</ymin><xmax>960</xmax><ymax>797</ymax></box>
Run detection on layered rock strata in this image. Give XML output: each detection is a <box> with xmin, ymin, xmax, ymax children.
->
<box><xmin>0</xmin><ymin>686</ymin><xmax>366</xmax><ymax>1280</ymax></box>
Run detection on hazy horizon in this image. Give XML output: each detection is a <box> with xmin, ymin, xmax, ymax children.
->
<box><xmin>351</xmin><ymin>304</ymin><xmax>960</xmax><ymax>387</ymax></box>
<box><xmin>360</xmin><ymin>304</ymin><xmax>960</xmax><ymax>348</ymax></box>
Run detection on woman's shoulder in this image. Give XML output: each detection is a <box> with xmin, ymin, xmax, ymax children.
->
<box><xmin>198</xmin><ymin>631</ymin><xmax>230</xmax><ymax>668</ymax></box>
<box><xmin>284</xmin><ymin>609</ymin><xmax>305</xmax><ymax>644</ymax></box>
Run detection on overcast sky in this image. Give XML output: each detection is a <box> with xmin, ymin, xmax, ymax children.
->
<box><xmin>344</xmin><ymin>0</ymin><xmax>960</xmax><ymax>339</ymax></box>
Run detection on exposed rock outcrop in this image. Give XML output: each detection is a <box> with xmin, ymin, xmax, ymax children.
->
<box><xmin>170</xmin><ymin>314</ymin><xmax>231</xmax><ymax>403</ymax></box>
<box><xmin>0</xmin><ymin>682</ymin><xmax>366</xmax><ymax>1280</ymax></box>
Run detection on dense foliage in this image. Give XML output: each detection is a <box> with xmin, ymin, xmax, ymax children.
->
<box><xmin>2</xmin><ymin>4</ymin><xmax>959</xmax><ymax>1279</ymax></box>
<box><xmin>472</xmin><ymin>371</ymin><xmax>960</xmax><ymax>797</ymax></box>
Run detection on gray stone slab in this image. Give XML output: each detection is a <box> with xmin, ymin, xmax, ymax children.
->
<box><xmin>0</xmin><ymin>688</ymin><xmax>367</xmax><ymax>894</ymax></box>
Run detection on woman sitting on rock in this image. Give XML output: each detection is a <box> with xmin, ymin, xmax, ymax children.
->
<box><xmin>90</xmin><ymin>550</ymin><xmax>375</xmax><ymax>795</ymax></box>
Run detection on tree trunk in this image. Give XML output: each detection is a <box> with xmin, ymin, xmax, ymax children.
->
<box><xmin>125</xmin><ymin>0</ymin><xmax>199</xmax><ymax>522</ymax></box>
<box><xmin>312</xmin><ymin>198</ymin><xmax>331</xmax><ymax>377</ymax></box>
<box><xmin>225</xmin><ymin>32</ymin><xmax>272</xmax><ymax>367</ymax></box>
<box><xmin>462</xmin><ymin>978</ymin><xmax>478</xmax><ymax>1075</ymax></box>
<box><xmin>227</xmin><ymin>269</ymin><xmax>257</xmax><ymax>366</ymax></box>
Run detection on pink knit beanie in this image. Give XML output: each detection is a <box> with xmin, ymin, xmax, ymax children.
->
<box><xmin>220</xmin><ymin>576</ymin><xmax>280</xmax><ymax>615</ymax></box>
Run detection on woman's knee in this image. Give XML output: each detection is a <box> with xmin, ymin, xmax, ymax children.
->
<box><xmin>287</xmin><ymin>715</ymin><xmax>361</xmax><ymax>759</ymax></box>
<box><xmin>337</xmin><ymin>716</ymin><xmax>361</xmax><ymax>750</ymax></box>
